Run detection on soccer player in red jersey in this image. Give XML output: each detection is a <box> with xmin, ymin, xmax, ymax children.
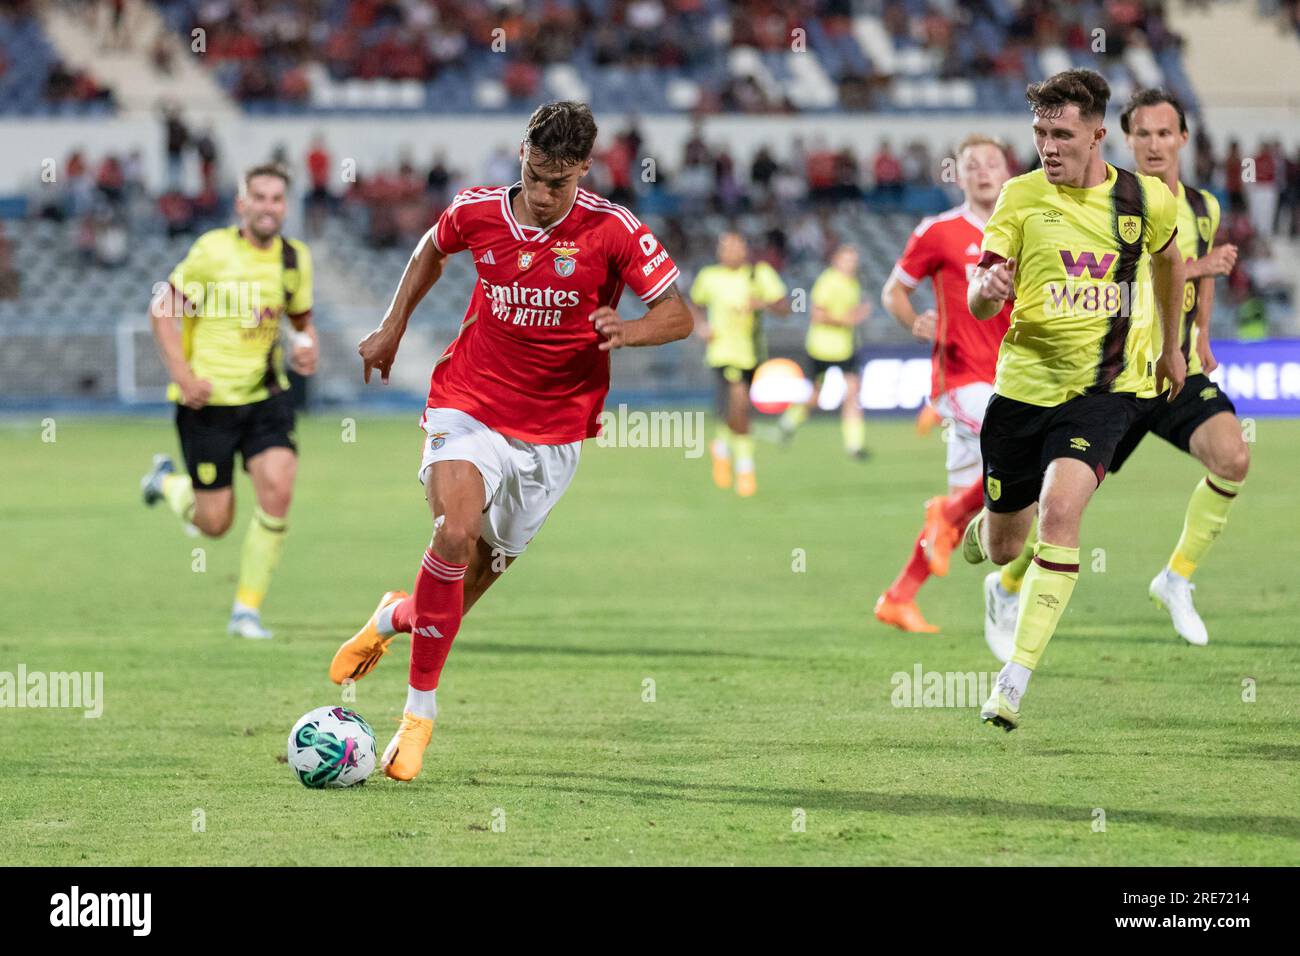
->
<box><xmin>874</xmin><ymin>134</ymin><xmax>1015</xmax><ymax>635</ymax></box>
<box><xmin>327</xmin><ymin>102</ymin><xmax>691</xmax><ymax>781</ymax></box>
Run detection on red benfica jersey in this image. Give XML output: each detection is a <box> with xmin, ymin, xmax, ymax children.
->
<box><xmin>427</xmin><ymin>184</ymin><xmax>680</xmax><ymax>443</ymax></box>
<box><xmin>890</xmin><ymin>204</ymin><xmax>1012</xmax><ymax>399</ymax></box>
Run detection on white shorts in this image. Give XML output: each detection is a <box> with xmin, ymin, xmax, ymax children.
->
<box><xmin>930</xmin><ymin>381</ymin><xmax>994</xmax><ymax>488</ymax></box>
<box><xmin>417</xmin><ymin>407</ymin><xmax>582</xmax><ymax>557</ymax></box>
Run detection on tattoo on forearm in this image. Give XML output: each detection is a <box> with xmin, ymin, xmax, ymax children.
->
<box><xmin>647</xmin><ymin>283</ymin><xmax>681</xmax><ymax>308</ymax></box>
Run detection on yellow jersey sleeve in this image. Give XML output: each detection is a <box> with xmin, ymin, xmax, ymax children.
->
<box><xmin>981</xmin><ymin>177</ymin><xmax>1025</xmax><ymax>264</ymax></box>
<box><xmin>753</xmin><ymin>262</ymin><xmax>786</xmax><ymax>304</ymax></box>
<box><xmin>1142</xmin><ymin>174</ymin><xmax>1179</xmax><ymax>254</ymax></box>
<box><xmin>285</xmin><ymin>238</ymin><xmax>314</xmax><ymax>316</ymax></box>
<box><xmin>1204</xmin><ymin>190</ymin><xmax>1221</xmax><ymax>248</ymax></box>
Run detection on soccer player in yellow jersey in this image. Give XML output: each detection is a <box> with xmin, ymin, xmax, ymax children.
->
<box><xmin>961</xmin><ymin>69</ymin><xmax>1187</xmax><ymax>730</ymax></box>
<box><xmin>994</xmin><ymin>89</ymin><xmax>1248</xmax><ymax>650</ymax></box>
<box><xmin>140</xmin><ymin>164</ymin><xmax>318</xmax><ymax>639</ymax></box>
<box><xmin>778</xmin><ymin>244</ymin><xmax>872</xmax><ymax>459</ymax></box>
<box><xmin>690</xmin><ymin>231</ymin><xmax>788</xmax><ymax>496</ymax></box>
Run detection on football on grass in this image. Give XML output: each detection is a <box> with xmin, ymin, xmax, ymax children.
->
<box><xmin>287</xmin><ymin>706</ymin><xmax>376</xmax><ymax>788</ymax></box>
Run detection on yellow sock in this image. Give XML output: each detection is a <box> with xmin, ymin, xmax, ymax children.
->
<box><xmin>1009</xmin><ymin>541</ymin><xmax>1079</xmax><ymax>671</ymax></box>
<box><xmin>1000</xmin><ymin>537</ymin><xmax>1036</xmax><ymax>593</ymax></box>
<box><xmin>732</xmin><ymin>433</ymin><xmax>755</xmax><ymax>472</ymax></box>
<box><xmin>162</xmin><ymin>473</ymin><xmax>195</xmax><ymax>524</ymax></box>
<box><xmin>842</xmin><ymin>415</ymin><xmax>866</xmax><ymax>453</ymax></box>
<box><xmin>235</xmin><ymin>507</ymin><xmax>288</xmax><ymax>611</ymax></box>
<box><xmin>712</xmin><ymin>424</ymin><xmax>732</xmax><ymax>460</ymax></box>
<box><xmin>1168</xmin><ymin>475</ymin><xmax>1243</xmax><ymax>579</ymax></box>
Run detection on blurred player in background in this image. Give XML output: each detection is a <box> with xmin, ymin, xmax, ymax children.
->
<box><xmin>963</xmin><ymin>70</ymin><xmax>1186</xmax><ymax>731</ymax></box>
<box><xmin>326</xmin><ymin>102</ymin><xmax>691</xmax><ymax>781</ymax></box>
<box><xmin>140</xmin><ymin>164</ymin><xmax>318</xmax><ymax>640</ymax></box>
<box><xmin>994</xmin><ymin>89</ymin><xmax>1247</xmax><ymax>649</ymax></box>
<box><xmin>872</xmin><ymin>135</ymin><xmax>1014</xmax><ymax>636</ymax></box>
<box><xmin>778</xmin><ymin>244</ymin><xmax>872</xmax><ymax>459</ymax></box>
<box><xmin>690</xmin><ymin>232</ymin><xmax>788</xmax><ymax>497</ymax></box>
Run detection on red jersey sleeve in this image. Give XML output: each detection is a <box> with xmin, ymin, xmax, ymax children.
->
<box><xmin>431</xmin><ymin>189</ymin><xmax>475</xmax><ymax>255</ymax></box>
<box><xmin>613</xmin><ymin>221</ymin><xmax>680</xmax><ymax>304</ymax></box>
<box><xmin>892</xmin><ymin>220</ymin><xmax>940</xmax><ymax>289</ymax></box>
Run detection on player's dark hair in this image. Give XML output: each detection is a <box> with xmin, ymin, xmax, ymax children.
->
<box><xmin>1025</xmin><ymin>69</ymin><xmax>1110</xmax><ymax>122</ymax></box>
<box><xmin>241</xmin><ymin>162</ymin><xmax>291</xmax><ymax>193</ymax></box>
<box><xmin>1119</xmin><ymin>88</ymin><xmax>1188</xmax><ymax>134</ymax></box>
<box><xmin>524</xmin><ymin>101</ymin><xmax>598</xmax><ymax>167</ymax></box>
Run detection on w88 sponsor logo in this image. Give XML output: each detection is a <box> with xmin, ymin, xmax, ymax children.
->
<box><xmin>1045</xmin><ymin>280</ymin><xmax>1142</xmax><ymax>318</ymax></box>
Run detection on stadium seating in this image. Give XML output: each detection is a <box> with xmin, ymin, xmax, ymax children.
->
<box><xmin>0</xmin><ymin>9</ymin><xmax>114</xmax><ymax>115</ymax></box>
<box><xmin>149</xmin><ymin>0</ymin><xmax>1198</xmax><ymax>115</ymax></box>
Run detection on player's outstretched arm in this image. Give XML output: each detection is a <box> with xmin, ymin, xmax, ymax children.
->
<box><xmin>590</xmin><ymin>284</ymin><xmax>693</xmax><ymax>352</ymax></box>
<box><xmin>359</xmin><ymin>230</ymin><xmax>447</xmax><ymax>384</ymax></box>
<box><xmin>968</xmin><ymin>258</ymin><xmax>1016</xmax><ymax>320</ymax></box>
<box><xmin>1151</xmin><ymin>239</ymin><xmax>1188</xmax><ymax>400</ymax></box>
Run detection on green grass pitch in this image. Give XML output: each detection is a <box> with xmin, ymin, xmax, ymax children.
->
<box><xmin>1</xmin><ymin>411</ymin><xmax>1296</xmax><ymax>865</ymax></box>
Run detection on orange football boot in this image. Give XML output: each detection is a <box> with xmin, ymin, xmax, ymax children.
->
<box><xmin>329</xmin><ymin>590</ymin><xmax>409</xmax><ymax>685</ymax></box>
<box><xmin>382</xmin><ymin>712</ymin><xmax>434</xmax><ymax>781</ymax></box>
<box><xmin>735</xmin><ymin>469</ymin><xmax>757</xmax><ymax>497</ymax></box>
<box><xmin>874</xmin><ymin>594</ymin><xmax>940</xmax><ymax>633</ymax></box>
<box><xmin>712</xmin><ymin>450</ymin><xmax>733</xmax><ymax>489</ymax></box>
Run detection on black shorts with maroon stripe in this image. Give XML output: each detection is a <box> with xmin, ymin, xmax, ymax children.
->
<box><xmin>1108</xmin><ymin>373</ymin><xmax>1238</xmax><ymax>473</ymax></box>
<box><xmin>980</xmin><ymin>391</ymin><xmax>1145</xmax><ymax>513</ymax></box>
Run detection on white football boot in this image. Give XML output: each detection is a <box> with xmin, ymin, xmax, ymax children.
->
<box><xmin>1149</xmin><ymin>568</ymin><xmax>1208</xmax><ymax>646</ymax></box>
<box><xmin>228</xmin><ymin>607</ymin><xmax>273</xmax><ymax>640</ymax></box>
<box><xmin>983</xmin><ymin>571</ymin><xmax>1019</xmax><ymax>664</ymax></box>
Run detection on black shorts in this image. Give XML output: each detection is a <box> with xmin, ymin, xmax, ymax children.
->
<box><xmin>713</xmin><ymin>364</ymin><xmax>756</xmax><ymax>387</ymax></box>
<box><xmin>980</xmin><ymin>392</ymin><xmax>1145</xmax><ymax>513</ymax></box>
<box><xmin>1109</xmin><ymin>373</ymin><xmax>1238</xmax><ymax>473</ymax></box>
<box><xmin>807</xmin><ymin>351</ymin><xmax>864</xmax><ymax>381</ymax></box>
<box><xmin>712</xmin><ymin>365</ymin><xmax>755</xmax><ymax>416</ymax></box>
<box><xmin>174</xmin><ymin>392</ymin><xmax>297</xmax><ymax>490</ymax></box>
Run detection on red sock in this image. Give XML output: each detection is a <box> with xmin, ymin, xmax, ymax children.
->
<box><xmin>391</xmin><ymin>597</ymin><xmax>415</xmax><ymax>633</ymax></box>
<box><xmin>886</xmin><ymin>531</ymin><xmax>930</xmax><ymax>603</ymax></box>
<box><xmin>941</xmin><ymin>480</ymin><xmax>985</xmax><ymax>526</ymax></box>
<box><xmin>402</xmin><ymin>549</ymin><xmax>467</xmax><ymax>692</ymax></box>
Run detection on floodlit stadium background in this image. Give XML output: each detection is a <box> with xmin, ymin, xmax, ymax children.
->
<box><xmin>0</xmin><ymin>0</ymin><xmax>1297</xmax><ymax>415</ymax></box>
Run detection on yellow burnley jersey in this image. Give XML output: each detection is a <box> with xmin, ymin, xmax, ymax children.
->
<box><xmin>166</xmin><ymin>226</ymin><xmax>314</xmax><ymax>406</ymax></box>
<box><xmin>806</xmin><ymin>268</ymin><xmax>860</xmax><ymax>362</ymax></box>
<box><xmin>981</xmin><ymin>165</ymin><xmax>1178</xmax><ymax>406</ymax></box>
<box><xmin>691</xmin><ymin>261</ymin><xmax>787</xmax><ymax>370</ymax></box>
<box><xmin>1157</xmin><ymin>183</ymin><xmax>1220</xmax><ymax>376</ymax></box>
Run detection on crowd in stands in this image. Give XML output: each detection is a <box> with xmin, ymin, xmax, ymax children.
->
<box><xmin>23</xmin><ymin>98</ymin><xmax>1298</xmax><ymax>335</ymax></box>
<box><xmin>0</xmin><ymin>0</ymin><xmax>115</xmax><ymax>112</ymax></box>
<box><xmin>152</xmin><ymin>0</ymin><xmax>1194</xmax><ymax>112</ymax></box>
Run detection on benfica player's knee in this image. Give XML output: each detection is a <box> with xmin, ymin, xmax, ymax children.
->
<box><xmin>432</xmin><ymin>514</ymin><xmax>479</xmax><ymax>564</ymax></box>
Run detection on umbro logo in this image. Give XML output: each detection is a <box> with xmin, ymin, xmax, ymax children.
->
<box><xmin>1070</xmin><ymin>437</ymin><xmax>1090</xmax><ymax>451</ymax></box>
<box><xmin>476</xmin><ymin>250</ymin><xmax>496</xmax><ymax>265</ymax></box>
<box><xmin>1200</xmin><ymin>386</ymin><xmax>1218</xmax><ymax>401</ymax></box>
